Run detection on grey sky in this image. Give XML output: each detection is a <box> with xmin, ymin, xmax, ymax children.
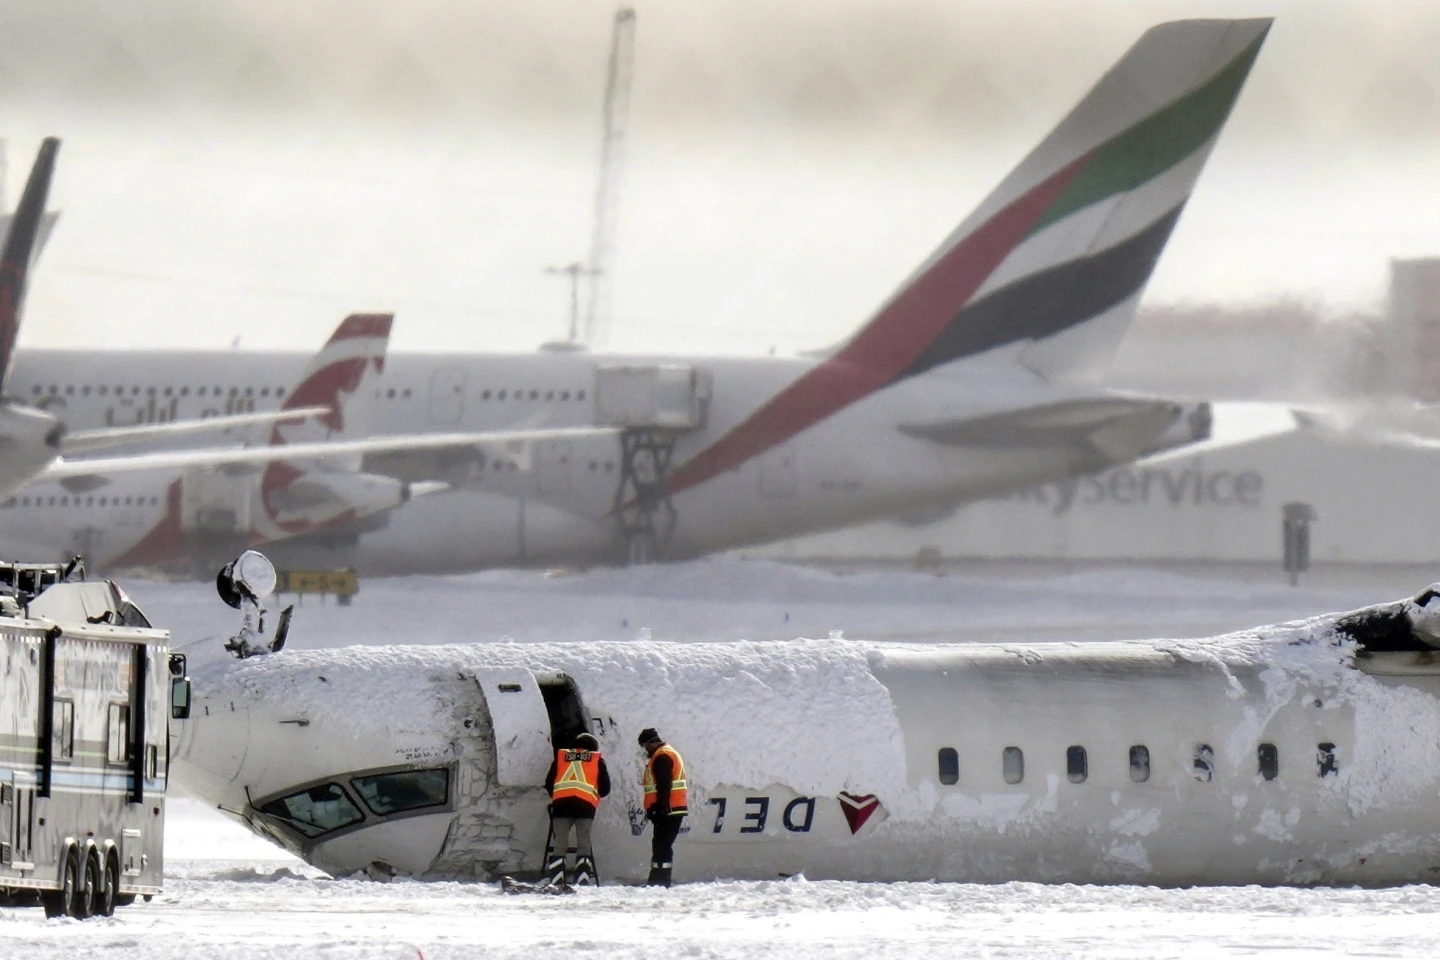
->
<box><xmin>2</xmin><ymin>0</ymin><xmax>1439</xmax><ymax>353</ymax></box>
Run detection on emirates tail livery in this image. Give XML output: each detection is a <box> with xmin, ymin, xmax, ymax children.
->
<box><xmin>7</xmin><ymin>20</ymin><xmax>1270</xmax><ymax>574</ymax></box>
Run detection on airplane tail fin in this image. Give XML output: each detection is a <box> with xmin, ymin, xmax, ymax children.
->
<box><xmin>0</xmin><ymin>137</ymin><xmax>59</xmax><ymax>393</ymax></box>
<box><xmin>839</xmin><ymin>18</ymin><xmax>1269</xmax><ymax>383</ymax></box>
<box><xmin>665</xmin><ymin>20</ymin><xmax>1269</xmax><ymax>495</ymax></box>
<box><xmin>268</xmin><ymin>313</ymin><xmax>394</xmax><ymax>450</ymax></box>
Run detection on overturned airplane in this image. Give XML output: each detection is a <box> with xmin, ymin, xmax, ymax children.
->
<box><xmin>172</xmin><ymin>566</ymin><xmax>1440</xmax><ymax>887</ymax></box>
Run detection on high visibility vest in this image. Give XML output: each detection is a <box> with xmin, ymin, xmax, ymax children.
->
<box><xmin>552</xmin><ymin>749</ymin><xmax>602</xmax><ymax>810</ymax></box>
<box><xmin>642</xmin><ymin>744</ymin><xmax>688</xmax><ymax>814</ymax></box>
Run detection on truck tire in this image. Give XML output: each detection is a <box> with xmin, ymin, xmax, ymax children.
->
<box><xmin>97</xmin><ymin>852</ymin><xmax>118</xmax><ymax>917</ymax></box>
<box><xmin>42</xmin><ymin>846</ymin><xmax>79</xmax><ymax>919</ymax></box>
<box><xmin>74</xmin><ymin>848</ymin><xmax>97</xmax><ymax>919</ymax></box>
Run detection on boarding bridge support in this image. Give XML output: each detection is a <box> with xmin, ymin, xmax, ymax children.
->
<box><xmin>594</xmin><ymin>364</ymin><xmax>710</xmax><ymax>564</ymax></box>
<box><xmin>613</xmin><ymin>429</ymin><xmax>678</xmax><ymax>564</ymax></box>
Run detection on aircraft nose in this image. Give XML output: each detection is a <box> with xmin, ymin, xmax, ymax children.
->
<box><xmin>169</xmin><ymin>670</ymin><xmax>261</xmax><ymax>811</ymax></box>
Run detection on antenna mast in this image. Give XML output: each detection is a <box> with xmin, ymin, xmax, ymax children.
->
<box><xmin>582</xmin><ymin>8</ymin><xmax>636</xmax><ymax>349</ymax></box>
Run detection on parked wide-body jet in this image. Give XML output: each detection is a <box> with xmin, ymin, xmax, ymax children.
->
<box><xmin>6</xmin><ymin>19</ymin><xmax>1269</xmax><ymax>573</ymax></box>
<box><xmin>172</xmin><ymin>572</ymin><xmax>1440</xmax><ymax>887</ymax></box>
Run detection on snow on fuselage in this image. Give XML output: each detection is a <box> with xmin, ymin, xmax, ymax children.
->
<box><xmin>170</xmin><ymin>594</ymin><xmax>1440</xmax><ymax>886</ymax></box>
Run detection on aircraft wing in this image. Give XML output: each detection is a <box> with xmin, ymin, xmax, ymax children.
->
<box><xmin>1131</xmin><ymin>401</ymin><xmax>1300</xmax><ymax>465</ymax></box>
<box><xmin>59</xmin><ymin>406</ymin><xmax>333</xmax><ymax>456</ymax></box>
<box><xmin>40</xmin><ymin>426</ymin><xmax>621</xmax><ymax>481</ymax></box>
<box><xmin>897</xmin><ymin>395</ymin><xmax>1214</xmax><ymax>462</ymax></box>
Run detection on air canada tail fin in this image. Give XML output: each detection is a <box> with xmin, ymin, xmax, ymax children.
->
<box><xmin>845</xmin><ymin>19</ymin><xmax>1269</xmax><ymax>384</ymax></box>
<box><xmin>0</xmin><ymin>137</ymin><xmax>59</xmax><ymax>393</ymax></box>
<box><xmin>666</xmin><ymin>20</ymin><xmax>1269</xmax><ymax>495</ymax></box>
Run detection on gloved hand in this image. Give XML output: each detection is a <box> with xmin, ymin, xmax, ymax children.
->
<box><xmin>650</xmin><ymin>802</ymin><xmax>670</xmax><ymax>819</ymax></box>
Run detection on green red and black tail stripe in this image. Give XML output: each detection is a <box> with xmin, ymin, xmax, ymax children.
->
<box><xmin>666</xmin><ymin>20</ymin><xmax>1268</xmax><ymax>496</ymax></box>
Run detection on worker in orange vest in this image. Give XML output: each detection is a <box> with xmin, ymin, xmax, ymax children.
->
<box><xmin>543</xmin><ymin>732</ymin><xmax>611</xmax><ymax>886</ymax></box>
<box><xmin>638</xmin><ymin>727</ymin><xmax>687</xmax><ymax>887</ymax></box>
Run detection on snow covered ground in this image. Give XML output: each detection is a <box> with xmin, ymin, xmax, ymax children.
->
<box><xmin>8</xmin><ymin>558</ymin><xmax>1440</xmax><ymax>956</ymax></box>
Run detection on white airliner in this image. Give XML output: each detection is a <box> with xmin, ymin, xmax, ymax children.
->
<box><xmin>170</xmin><ymin>562</ymin><xmax>1440</xmax><ymax>886</ymax></box>
<box><xmin>5</xmin><ymin>18</ymin><xmax>1270</xmax><ymax>574</ymax></box>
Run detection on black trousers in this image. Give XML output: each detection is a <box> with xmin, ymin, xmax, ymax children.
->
<box><xmin>650</xmin><ymin>814</ymin><xmax>684</xmax><ymax>867</ymax></box>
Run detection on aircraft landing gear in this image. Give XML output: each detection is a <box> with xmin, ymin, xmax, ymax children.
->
<box><xmin>612</xmin><ymin>429</ymin><xmax>678</xmax><ymax>565</ymax></box>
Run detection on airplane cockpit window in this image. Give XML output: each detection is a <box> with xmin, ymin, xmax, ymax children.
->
<box><xmin>259</xmin><ymin>783</ymin><xmax>364</xmax><ymax>838</ymax></box>
<box><xmin>1129</xmin><ymin>745</ymin><xmax>1150</xmax><ymax>783</ymax></box>
<box><xmin>937</xmin><ymin>748</ymin><xmax>959</xmax><ymax>785</ymax></box>
<box><xmin>351</xmin><ymin>768</ymin><xmax>450</xmax><ymax>816</ymax></box>
<box><xmin>1002</xmin><ymin>746</ymin><xmax>1024</xmax><ymax>785</ymax></box>
<box><xmin>1193</xmin><ymin>744</ymin><xmax>1215</xmax><ymax>782</ymax></box>
<box><xmin>1066</xmin><ymin>746</ymin><xmax>1087</xmax><ymax>783</ymax></box>
<box><xmin>1317</xmin><ymin>742</ymin><xmax>1338</xmax><ymax>778</ymax></box>
<box><xmin>1258</xmin><ymin>743</ymin><xmax>1279</xmax><ymax>781</ymax></box>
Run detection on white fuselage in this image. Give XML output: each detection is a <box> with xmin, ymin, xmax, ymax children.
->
<box><xmin>3</xmin><ymin>348</ymin><xmax>1162</xmax><ymax>574</ymax></box>
<box><xmin>168</xmin><ymin>596</ymin><xmax>1440</xmax><ymax>886</ymax></box>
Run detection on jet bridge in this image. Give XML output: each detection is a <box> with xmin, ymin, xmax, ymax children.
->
<box><xmin>593</xmin><ymin>365</ymin><xmax>711</xmax><ymax>563</ymax></box>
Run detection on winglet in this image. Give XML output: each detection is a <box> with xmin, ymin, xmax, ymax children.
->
<box><xmin>0</xmin><ymin>137</ymin><xmax>60</xmax><ymax>393</ymax></box>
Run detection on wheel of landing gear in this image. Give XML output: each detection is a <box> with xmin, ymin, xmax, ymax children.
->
<box><xmin>74</xmin><ymin>849</ymin><xmax>98</xmax><ymax>919</ymax></box>
<box><xmin>97</xmin><ymin>853</ymin><xmax>118</xmax><ymax>917</ymax></box>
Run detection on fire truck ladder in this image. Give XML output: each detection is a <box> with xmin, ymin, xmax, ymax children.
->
<box><xmin>612</xmin><ymin>428</ymin><xmax>677</xmax><ymax>564</ymax></box>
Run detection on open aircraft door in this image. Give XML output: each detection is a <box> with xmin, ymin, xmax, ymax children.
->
<box><xmin>473</xmin><ymin>668</ymin><xmax>553</xmax><ymax>787</ymax></box>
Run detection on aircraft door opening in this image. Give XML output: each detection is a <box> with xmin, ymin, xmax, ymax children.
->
<box><xmin>537</xmin><ymin>440</ymin><xmax>574</xmax><ymax>497</ymax></box>
<box><xmin>760</xmin><ymin>444</ymin><xmax>798</xmax><ymax>498</ymax></box>
<box><xmin>535</xmin><ymin>673</ymin><xmax>589</xmax><ymax>748</ymax></box>
<box><xmin>428</xmin><ymin>368</ymin><xmax>468</xmax><ymax>425</ymax></box>
<box><xmin>472</xmin><ymin>669</ymin><xmax>552</xmax><ymax>787</ymax></box>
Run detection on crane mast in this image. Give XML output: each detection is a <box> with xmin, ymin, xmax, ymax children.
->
<box><xmin>582</xmin><ymin>7</ymin><xmax>636</xmax><ymax>349</ymax></box>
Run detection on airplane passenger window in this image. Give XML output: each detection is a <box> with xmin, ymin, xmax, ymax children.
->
<box><xmin>99</xmin><ymin>386</ymin><xmax>108</xmax><ymax>396</ymax></box>
<box><xmin>937</xmin><ymin>748</ymin><xmax>959</xmax><ymax>785</ymax></box>
<box><xmin>1257</xmin><ymin>743</ymin><xmax>1279</xmax><ymax>781</ymax></box>
<box><xmin>577</xmin><ymin>390</ymin><xmax>587</xmax><ymax>400</ymax></box>
<box><xmin>351</xmin><ymin>768</ymin><xmax>450</xmax><ymax>816</ymax></box>
<box><xmin>1193</xmin><ymin>744</ymin><xmax>1214</xmax><ymax>783</ymax></box>
<box><xmin>259</xmin><ymin>783</ymin><xmax>364</xmax><ymax>838</ymax></box>
<box><xmin>1002</xmin><ymin>746</ymin><xmax>1024</xmax><ymax>785</ymax></box>
<box><xmin>1129</xmin><ymin>745</ymin><xmax>1150</xmax><ymax>783</ymax></box>
<box><xmin>1066</xmin><ymin>746</ymin><xmax>1087</xmax><ymax>783</ymax></box>
<box><xmin>1317</xmin><ymin>742</ymin><xmax>1338</xmax><ymax>778</ymax></box>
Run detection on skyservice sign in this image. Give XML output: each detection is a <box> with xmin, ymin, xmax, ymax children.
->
<box><xmin>1008</xmin><ymin>459</ymin><xmax>1264</xmax><ymax>517</ymax></box>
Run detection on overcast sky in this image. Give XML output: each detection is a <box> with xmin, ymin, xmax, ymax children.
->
<box><xmin>3</xmin><ymin>0</ymin><xmax>1440</xmax><ymax>354</ymax></box>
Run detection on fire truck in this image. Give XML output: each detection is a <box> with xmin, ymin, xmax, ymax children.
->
<box><xmin>0</xmin><ymin>560</ymin><xmax>190</xmax><ymax>918</ymax></box>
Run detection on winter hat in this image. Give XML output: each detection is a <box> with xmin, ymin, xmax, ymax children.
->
<box><xmin>637</xmin><ymin>727</ymin><xmax>661</xmax><ymax>746</ymax></box>
<box><xmin>575</xmin><ymin>733</ymin><xmax>600</xmax><ymax>750</ymax></box>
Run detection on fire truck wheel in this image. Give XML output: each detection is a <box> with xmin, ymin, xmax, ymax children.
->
<box><xmin>97</xmin><ymin>851</ymin><xmax>118</xmax><ymax>917</ymax></box>
<box><xmin>75</xmin><ymin>849</ymin><xmax>98</xmax><ymax>919</ymax></box>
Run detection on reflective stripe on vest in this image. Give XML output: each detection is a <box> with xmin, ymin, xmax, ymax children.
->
<box><xmin>642</xmin><ymin>744</ymin><xmax>688</xmax><ymax>813</ymax></box>
<box><xmin>552</xmin><ymin>749</ymin><xmax>602</xmax><ymax>809</ymax></box>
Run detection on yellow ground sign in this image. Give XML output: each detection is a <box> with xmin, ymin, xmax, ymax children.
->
<box><xmin>275</xmin><ymin>569</ymin><xmax>359</xmax><ymax>597</ymax></box>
